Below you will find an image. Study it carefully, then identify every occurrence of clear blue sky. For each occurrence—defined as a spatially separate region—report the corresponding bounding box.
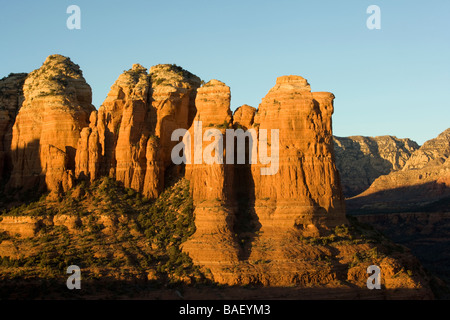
[1,0,449,145]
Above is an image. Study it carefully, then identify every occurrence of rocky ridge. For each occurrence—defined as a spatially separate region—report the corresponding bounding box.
[333,135,419,197]
[347,128,450,214]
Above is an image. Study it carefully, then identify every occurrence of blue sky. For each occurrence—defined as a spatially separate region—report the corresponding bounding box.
[1,0,449,145]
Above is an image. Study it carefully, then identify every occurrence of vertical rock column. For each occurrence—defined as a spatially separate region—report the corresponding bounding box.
[248,76,347,266]
[182,80,241,283]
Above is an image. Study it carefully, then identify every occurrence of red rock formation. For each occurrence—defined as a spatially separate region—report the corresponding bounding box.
[182,80,241,280]
[75,63,200,198]
[233,104,256,129]
[6,55,94,196]
[251,76,346,236]
[106,64,151,192]
[75,111,102,181]
[182,76,347,285]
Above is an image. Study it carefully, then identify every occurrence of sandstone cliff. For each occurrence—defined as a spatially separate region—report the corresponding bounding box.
[334,136,419,197]
[75,63,201,198]
[403,128,450,170]
[5,55,95,196]
[233,104,256,129]
[250,76,346,234]
[182,80,240,277]
[0,55,436,298]
[182,75,348,285]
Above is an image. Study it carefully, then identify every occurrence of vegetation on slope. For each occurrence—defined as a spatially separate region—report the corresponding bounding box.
[0,177,207,298]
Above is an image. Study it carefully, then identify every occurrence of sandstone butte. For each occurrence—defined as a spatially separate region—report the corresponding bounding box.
[0,54,436,295]
[3,55,95,196]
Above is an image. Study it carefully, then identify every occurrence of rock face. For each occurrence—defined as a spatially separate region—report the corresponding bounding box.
[75,63,201,198]
[182,80,240,277]
[0,73,27,182]
[182,76,347,285]
[403,129,450,170]
[1,58,201,200]
[347,129,450,213]
[250,76,346,234]
[241,76,346,285]
[0,56,438,297]
[334,136,419,197]
[1,56,351,287]
[5,55,95,196]
[232,104,256,129]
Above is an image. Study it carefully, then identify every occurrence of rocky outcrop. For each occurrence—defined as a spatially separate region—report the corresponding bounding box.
[97,63,152,192]
[242,76,346,284]
[1,59,201,200]
[182,80,240,278]
[402,129,450,170]
[233,104,256,129]
[0,56,437,296]
[0,216,45,238]
[251,76,346,235]
[347,129,450,213]
[0,73,27,182]
[5,55,95,196]
[334,136,419,197]
[75,111,102,182]
[75,63,201,198]
[182,75,347,285]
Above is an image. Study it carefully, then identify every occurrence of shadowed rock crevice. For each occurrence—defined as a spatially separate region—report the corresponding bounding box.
[231,133,260,261]
[0,73,27,183]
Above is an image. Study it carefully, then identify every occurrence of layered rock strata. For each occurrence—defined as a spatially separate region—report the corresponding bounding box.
[334,136,419,197]
[242,76,347,284]
[348,129,450,213]
[74,63,201,198]
[250,76,346,235]
[182,80,241,278]
[182,76,347,285]
[1,56,350,287]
